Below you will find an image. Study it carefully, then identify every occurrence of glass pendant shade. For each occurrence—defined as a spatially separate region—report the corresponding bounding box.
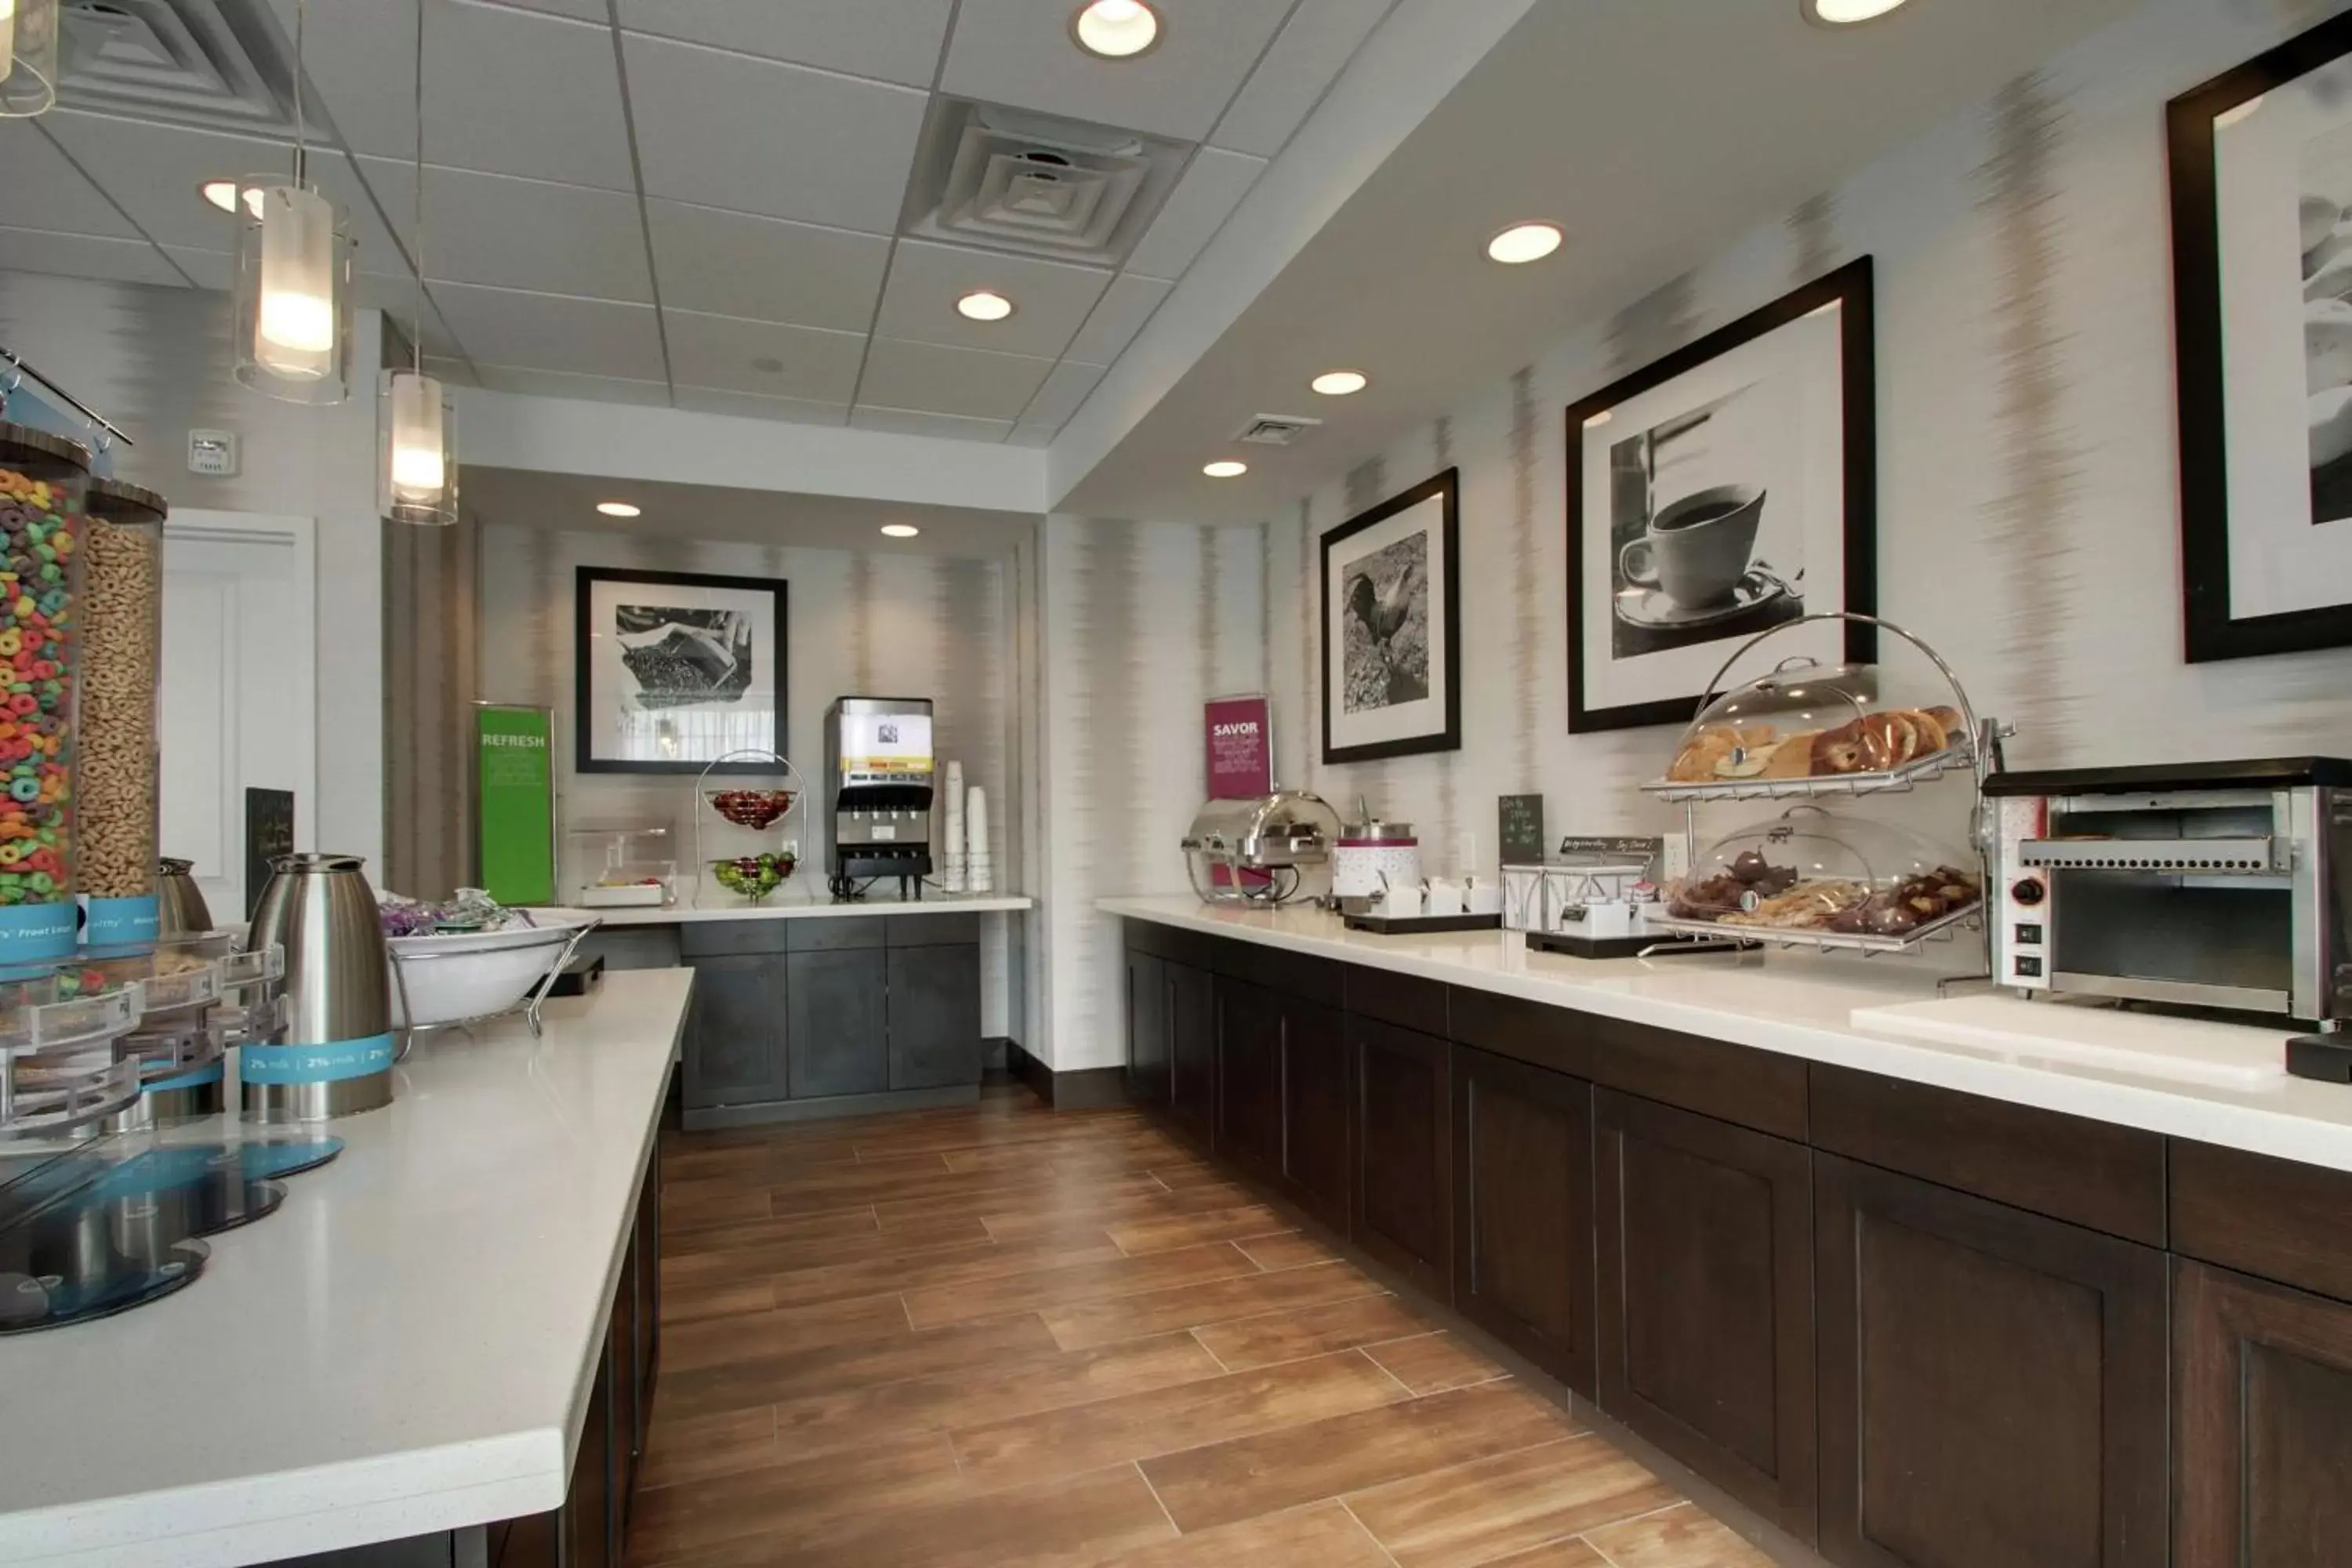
[232,179,354,405]
[0,0,60,118]
[379,368,458,526]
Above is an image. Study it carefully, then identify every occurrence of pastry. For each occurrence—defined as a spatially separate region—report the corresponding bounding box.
[1668,728,1737,782]
[1761,731,1821,779]
[1719,879,1870,929]
[1810,720,1871,775]
[1905,706,1949,755]
[1859,711,1915,768]
[1921,706,1964,745]
[1714,740,1780,779]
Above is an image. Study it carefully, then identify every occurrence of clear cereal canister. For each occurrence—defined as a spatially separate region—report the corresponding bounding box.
[81,477,165,946]
[0,423,86,964]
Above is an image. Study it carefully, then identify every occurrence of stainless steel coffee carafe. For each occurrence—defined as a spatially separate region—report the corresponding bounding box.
[243,853,394,1122]
[156,857,214,937]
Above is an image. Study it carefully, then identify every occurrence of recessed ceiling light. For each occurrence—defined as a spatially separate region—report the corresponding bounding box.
[1310,370,1368,397]
[1203,460,1248,478]
[880,523,920,539]
[1802,0,1912,24]
[1486,223,1564,265]
[596,502,641,518]
[201,179,264,217]
[1072,0,1160,59]
[956,289,1015,322]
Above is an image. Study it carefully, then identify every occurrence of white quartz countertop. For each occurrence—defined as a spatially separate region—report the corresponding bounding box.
[586,888,1030,926]
[0,967,693,1568]
[1101,895,2352,1175]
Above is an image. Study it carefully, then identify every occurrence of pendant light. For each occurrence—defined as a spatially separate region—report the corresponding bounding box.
[0,0,60,118]
[233,0,354,404]
[379,0,456,525]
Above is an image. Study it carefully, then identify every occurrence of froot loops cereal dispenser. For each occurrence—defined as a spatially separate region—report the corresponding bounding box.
[0,422,83,965]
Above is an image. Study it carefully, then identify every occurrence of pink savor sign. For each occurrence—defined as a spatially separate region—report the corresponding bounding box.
[1204,695,1272,800]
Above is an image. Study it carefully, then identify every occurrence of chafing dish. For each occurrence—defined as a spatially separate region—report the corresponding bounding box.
[1182,791,1341,906]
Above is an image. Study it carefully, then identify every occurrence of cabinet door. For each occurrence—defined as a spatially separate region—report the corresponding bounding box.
[2177,1259,2352,1567]
[1216,978,1284,1179]
[1814,1153,2167,1568]
[1352,1014,1451,1294]
[786,948,888,1098]
[1126,949,1170,1107]
[682,955,786,1109]
[1279,996,1352,1232]
[1167,961,1215,1146]
[1595,1090,1816,1541]
[887,942,981,1091]
[561,1338,615,1568]
[1450,1044,1596,1396]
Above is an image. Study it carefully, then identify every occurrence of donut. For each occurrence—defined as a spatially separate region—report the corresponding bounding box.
[1810,721,1870,775]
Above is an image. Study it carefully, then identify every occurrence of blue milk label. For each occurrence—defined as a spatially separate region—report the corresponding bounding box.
[240,1033,397,1085]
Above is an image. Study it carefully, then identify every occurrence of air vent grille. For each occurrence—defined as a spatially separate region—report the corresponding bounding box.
[1234,415,1322,446]
[58,0,296,137]
[902,100,1190,268]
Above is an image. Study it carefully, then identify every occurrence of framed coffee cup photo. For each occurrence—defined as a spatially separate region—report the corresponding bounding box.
[1566,257,1877,732]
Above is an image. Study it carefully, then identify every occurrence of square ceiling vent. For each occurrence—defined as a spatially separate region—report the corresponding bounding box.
[900,100,1190,269]
[57,0,297,137]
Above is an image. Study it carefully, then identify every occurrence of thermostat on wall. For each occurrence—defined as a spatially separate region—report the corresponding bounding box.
[187,429,239,477]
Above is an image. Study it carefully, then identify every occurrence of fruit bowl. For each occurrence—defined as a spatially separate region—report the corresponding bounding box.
[710,853,797,903]
[706,788,796,829]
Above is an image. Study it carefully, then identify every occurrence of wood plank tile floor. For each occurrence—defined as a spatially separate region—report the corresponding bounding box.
[630,1083,1772,1568]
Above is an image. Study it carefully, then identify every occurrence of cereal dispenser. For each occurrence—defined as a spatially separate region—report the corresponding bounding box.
[79,477,163,946]
[0,422,84,963]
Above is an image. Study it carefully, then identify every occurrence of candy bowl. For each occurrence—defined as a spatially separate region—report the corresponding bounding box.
[709,853,796,904]
[706,789,796,830]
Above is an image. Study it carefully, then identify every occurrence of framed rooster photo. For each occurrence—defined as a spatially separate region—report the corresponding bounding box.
[1321,467,1461,764]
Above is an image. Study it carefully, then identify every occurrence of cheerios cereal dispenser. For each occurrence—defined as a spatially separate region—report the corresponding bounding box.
[81,477,164,946]
[0,422,85,963]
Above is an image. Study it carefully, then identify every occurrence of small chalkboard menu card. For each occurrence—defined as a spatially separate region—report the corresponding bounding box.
[1497,794,1545,866]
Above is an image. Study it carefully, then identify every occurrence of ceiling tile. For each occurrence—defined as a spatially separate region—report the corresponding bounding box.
[623,35,930,232]
[1210,0,1391,156]
[1124,147,1264,280]
[475,365,673,405]
[39,111,405,272]
[284,0,635,191]
[358,159,652,302]
[1018,359,1108,431]
[873,240,1112,359]
[857,338,1053,422]
[663,309,867,402]
[4,123,139,238]
[427,281,663,379]
[421,354,481,389]
[359,273,468,358]
[940,0,1292,143]
[0,227,183,289]
[646,201,889,332]
[1067,273,1173,364]
[1005,422,1057,448]
[850,406,1014,442]
[158,246,234,291]
[673,387,849,426]
[615,0,954,87]
[483,0,608,20]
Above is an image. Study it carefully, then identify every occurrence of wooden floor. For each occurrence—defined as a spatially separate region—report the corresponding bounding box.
[629,1083,1773,1568]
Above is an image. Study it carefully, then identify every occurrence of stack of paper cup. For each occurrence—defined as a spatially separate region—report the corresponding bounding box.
[965,786,993,893]
[939,760,967,891]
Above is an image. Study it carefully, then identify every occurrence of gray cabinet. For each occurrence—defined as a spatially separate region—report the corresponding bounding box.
[787,949,888,1098]
[681,953,786,1109]
[889,941,981,1090]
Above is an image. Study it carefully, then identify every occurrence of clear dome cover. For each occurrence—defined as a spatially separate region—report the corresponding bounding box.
[1666,806,1982,937]
[1662,659,1969,786]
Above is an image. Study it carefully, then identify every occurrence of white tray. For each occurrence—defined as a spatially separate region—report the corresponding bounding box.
[1849,993,2292,1089]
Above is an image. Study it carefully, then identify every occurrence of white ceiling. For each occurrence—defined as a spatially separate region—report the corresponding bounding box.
[0,0,1396,446]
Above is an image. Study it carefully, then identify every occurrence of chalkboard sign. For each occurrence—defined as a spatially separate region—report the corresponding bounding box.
[245,787,294,921]
[1497,794,1545,865]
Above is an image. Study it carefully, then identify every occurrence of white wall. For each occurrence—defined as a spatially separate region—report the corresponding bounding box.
[1266,0,2352,869]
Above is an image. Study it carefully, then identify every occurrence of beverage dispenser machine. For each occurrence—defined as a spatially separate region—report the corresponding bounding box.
[825,697,935,900]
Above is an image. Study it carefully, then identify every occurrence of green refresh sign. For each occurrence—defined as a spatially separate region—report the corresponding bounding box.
[476,705,557,906]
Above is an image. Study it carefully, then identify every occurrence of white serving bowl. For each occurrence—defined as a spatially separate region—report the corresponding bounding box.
[387,909,598,1028]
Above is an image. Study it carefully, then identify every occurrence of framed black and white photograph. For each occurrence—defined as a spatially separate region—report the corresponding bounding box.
[1321,468,1460,764]
[2172,11,2352,662]
[575,567,786,773]
[1566,257,1876,733]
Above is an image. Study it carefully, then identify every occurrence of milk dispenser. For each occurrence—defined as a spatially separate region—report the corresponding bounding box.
[824,697,935,900]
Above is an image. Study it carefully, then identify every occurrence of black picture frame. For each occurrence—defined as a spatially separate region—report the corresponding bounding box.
[2170,11,2352,663]
[1320,467,1462,764]
[1565,256,1878,734]
[574,566,788,775]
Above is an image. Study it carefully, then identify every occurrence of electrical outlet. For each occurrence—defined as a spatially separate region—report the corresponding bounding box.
[187,429,239,477]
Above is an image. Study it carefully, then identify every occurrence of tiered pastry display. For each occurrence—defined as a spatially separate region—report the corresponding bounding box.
[1650,659,1975,801]
[1661,810,1983,945]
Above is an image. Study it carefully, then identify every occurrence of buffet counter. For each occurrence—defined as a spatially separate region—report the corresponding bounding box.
[1099,895,2352,1173]
[0,968,692,1568]
[590,887,1030,927]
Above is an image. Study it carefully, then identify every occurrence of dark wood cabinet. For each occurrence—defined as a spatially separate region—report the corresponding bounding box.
[1125,949,1170,1107]
[2176,1258,2352,1567]
[1352,1014,1450,1294]
[1167,960,1214,1146]
[1279,996,1352,1232]
[1450,1044,1596,1396]
[1595,1090,1815,1541]
[786,949,887,1098]
[888,941,982,1091]
[681,953,786,1109]
[1814,1152,2167,1568]
[1216,978,1286,1180]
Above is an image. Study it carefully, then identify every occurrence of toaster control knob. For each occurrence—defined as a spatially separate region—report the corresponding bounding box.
[2010,878,2045,907]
